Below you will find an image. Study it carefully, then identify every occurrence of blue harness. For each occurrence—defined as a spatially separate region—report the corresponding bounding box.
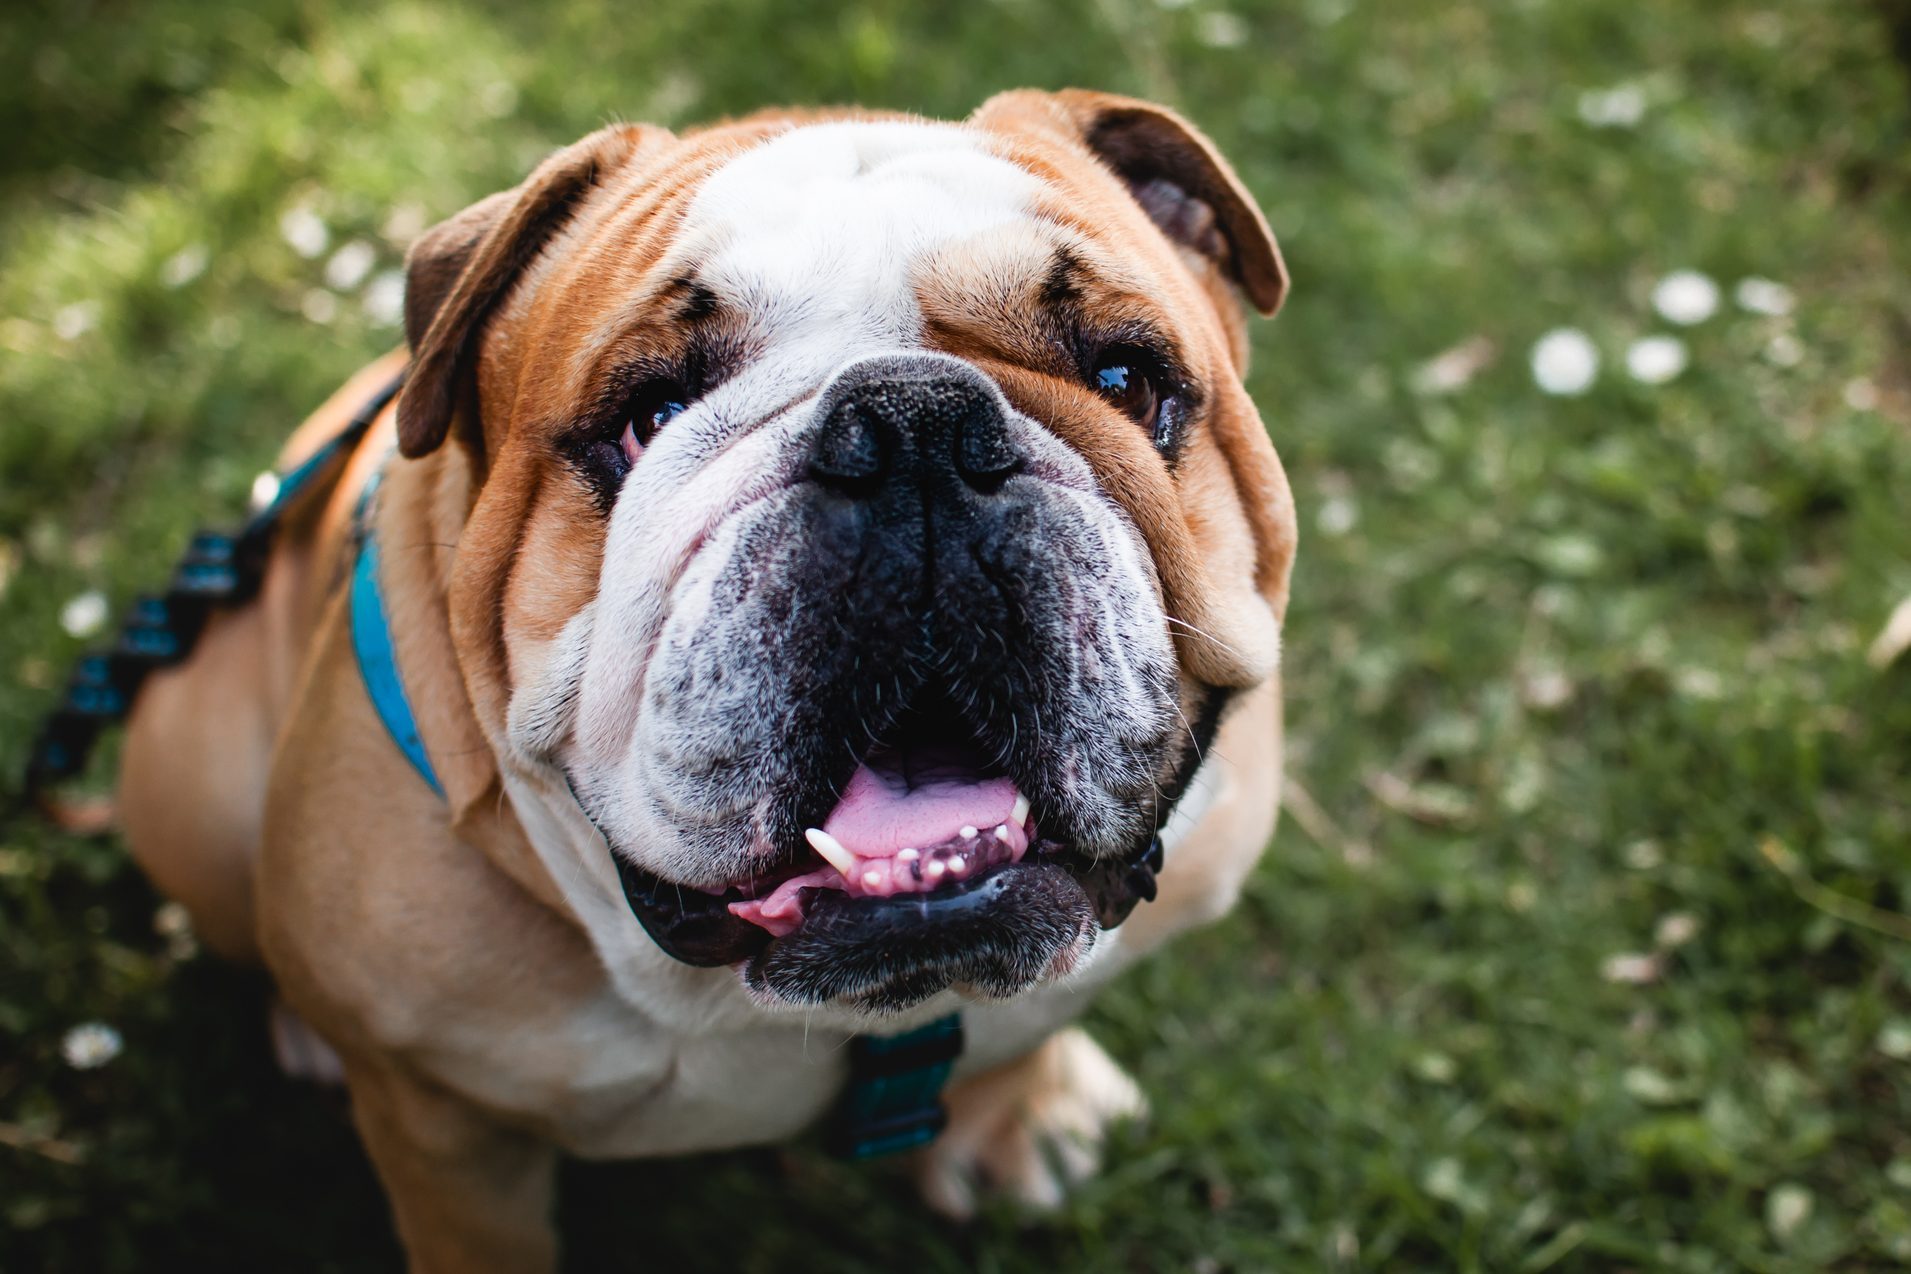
[26,368,961,1161]
[348,479,443,798]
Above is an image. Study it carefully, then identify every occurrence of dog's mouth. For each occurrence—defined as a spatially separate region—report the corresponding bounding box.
[609,694,1178,1012]
[730,733,1034,935]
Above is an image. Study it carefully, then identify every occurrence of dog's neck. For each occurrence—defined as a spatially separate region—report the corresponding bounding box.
[366,436,579,922]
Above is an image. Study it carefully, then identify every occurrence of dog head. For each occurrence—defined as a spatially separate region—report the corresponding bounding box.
[397,90,1295,1015]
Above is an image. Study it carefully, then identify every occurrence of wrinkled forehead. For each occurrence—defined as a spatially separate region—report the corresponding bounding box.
[677,120,1050,340]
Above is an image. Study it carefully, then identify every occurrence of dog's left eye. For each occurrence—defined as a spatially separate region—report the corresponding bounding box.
[1090,347,1164,438]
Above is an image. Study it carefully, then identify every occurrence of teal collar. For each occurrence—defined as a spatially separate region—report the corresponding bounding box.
[346,446,960,1160]
[349,508,443,798]
[828,1014,964,1159]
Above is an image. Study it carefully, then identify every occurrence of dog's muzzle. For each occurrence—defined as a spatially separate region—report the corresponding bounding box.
[596,353,1221,1011]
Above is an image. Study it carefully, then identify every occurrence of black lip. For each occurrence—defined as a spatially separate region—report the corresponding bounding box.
[610,850,770,968]
[743,859,1098,1013]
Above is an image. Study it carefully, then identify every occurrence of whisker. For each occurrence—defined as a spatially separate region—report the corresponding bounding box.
[1163,613,1247,663]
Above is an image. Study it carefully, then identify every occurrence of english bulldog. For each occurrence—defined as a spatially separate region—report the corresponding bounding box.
[116,89,1296,1272]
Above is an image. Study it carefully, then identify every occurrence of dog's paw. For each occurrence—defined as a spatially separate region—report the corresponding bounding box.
[915,1027,1146,1218]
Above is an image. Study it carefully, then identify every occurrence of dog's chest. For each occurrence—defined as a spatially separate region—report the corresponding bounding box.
[416,973,1096,1160]
[424,998,849,1158]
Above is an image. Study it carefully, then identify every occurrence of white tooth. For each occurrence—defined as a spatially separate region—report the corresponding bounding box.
[897,847,919,861]
[960,825,978,840]
[805,828,857,878]
[949,857,968,875]
[1012,794,1031,827]
[925,859,946,880]
[995,824,1010,842]
[862,869,883,888]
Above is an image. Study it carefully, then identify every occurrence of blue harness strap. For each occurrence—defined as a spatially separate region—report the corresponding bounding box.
[348,516,444,798]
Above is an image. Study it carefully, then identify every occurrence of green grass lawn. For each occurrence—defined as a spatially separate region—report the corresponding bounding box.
[4,1,1910,1269]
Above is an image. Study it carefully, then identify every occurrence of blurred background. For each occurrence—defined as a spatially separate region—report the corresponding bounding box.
[2,1,1909,1269]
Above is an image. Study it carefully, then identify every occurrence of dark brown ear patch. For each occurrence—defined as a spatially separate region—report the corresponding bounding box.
[1128,174,1229,268]
[973,89,1288,317]
[396,123,670,459]
[1078,100,1288,316]
[402,189,513,358]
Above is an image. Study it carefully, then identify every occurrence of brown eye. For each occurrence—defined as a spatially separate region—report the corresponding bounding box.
[1091,347,1162,434]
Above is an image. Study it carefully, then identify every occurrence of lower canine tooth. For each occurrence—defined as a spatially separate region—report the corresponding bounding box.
[804,828,857,878]
[1012,794,1031,827]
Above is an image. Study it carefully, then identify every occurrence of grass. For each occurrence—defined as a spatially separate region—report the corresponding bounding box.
[3,0,1910,1269]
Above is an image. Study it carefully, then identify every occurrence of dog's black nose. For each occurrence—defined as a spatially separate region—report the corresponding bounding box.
[809,357,1021,498]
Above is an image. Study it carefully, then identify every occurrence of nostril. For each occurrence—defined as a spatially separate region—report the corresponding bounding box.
[953,406,1020,492]
[810,402,887,493]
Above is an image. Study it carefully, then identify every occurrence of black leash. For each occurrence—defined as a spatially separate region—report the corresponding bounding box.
[22,372,406,810]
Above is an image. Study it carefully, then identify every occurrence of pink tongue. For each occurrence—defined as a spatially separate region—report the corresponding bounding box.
[822,761,1017,857]
[725,757,1029,938]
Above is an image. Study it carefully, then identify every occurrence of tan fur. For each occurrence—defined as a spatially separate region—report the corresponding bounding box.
[117,92,1294,1272]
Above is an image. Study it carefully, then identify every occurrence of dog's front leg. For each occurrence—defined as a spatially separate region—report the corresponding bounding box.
[914,1026,1146,1216]
[344,1058,559,1274]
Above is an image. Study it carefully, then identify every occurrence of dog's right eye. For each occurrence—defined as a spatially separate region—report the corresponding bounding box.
[622,380,691,459]
[569,378,692,504]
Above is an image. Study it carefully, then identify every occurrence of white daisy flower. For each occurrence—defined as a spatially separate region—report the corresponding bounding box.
[1531,328,1599,395]
[60,590,109,639]
[1652,270,1719,325]
[1625,335,1688,384]
[61,1021,123,1069]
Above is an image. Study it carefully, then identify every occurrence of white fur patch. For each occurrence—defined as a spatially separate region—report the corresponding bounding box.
[685,120,1040,350]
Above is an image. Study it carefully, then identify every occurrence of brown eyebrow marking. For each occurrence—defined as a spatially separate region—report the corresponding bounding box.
[1040,247,1084,309]
[663,273,722,323]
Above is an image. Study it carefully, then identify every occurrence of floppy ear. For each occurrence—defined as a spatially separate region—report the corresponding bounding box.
[974,89,1287,317]
[397,122,670,458]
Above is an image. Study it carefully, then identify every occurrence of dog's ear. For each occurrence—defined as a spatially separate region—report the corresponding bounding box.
[398,123,670,458]
[973,89,1287,317]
